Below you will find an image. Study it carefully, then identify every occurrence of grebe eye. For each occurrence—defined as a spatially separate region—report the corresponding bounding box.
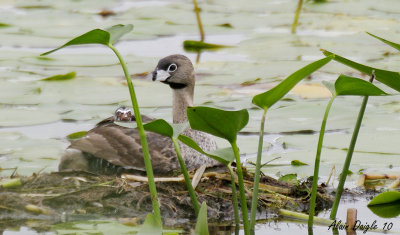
[167,63,177,72]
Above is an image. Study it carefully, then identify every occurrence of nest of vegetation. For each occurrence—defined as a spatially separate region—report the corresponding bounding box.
[0,168,332,231]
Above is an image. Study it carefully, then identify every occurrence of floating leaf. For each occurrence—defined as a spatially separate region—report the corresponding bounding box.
[335,75,387,96]
[187,106,248,143]
[183,40,229,52]
[322,50,400,92]
[0,109,60,127]
[216,23,233,28]
[0,23,11,28]
[41,24,133,56]
[41,72,76,81]
[368,191,400,206]
[291,160,308,166]
[367,32,400,51]
[66,131,87,140]
[194,202,209,235]
[252,56,333,110]
[137,213,162,235]
[178,135,234,165]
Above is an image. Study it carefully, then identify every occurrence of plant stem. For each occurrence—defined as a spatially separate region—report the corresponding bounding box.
[291,0,303,34]
[231,141,250,235]
[249,109,267,231]
[108,44,162,225]
[308,97,335,228]
[227,163,240,229]
[329,74,375,220]
[192,0,205,42]
[172,138,200,214]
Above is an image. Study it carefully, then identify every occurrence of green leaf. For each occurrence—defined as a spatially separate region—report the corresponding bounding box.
[143,119,173,137]
[194,202,209,235]
[368,202,400,218]
[41,24,133,56]
[335,75,387,96]
[291,160,308,166]
[322,50,400,92]
[137,213,162,235]
[66,131,87,140]
[252,56,333,110]
[368,191,400,206]
[183,40,230,52]
[41,72,76,81]
[187,106,249,143]
[106,24,134,45]
[278,173,298,184]
[143,119,189,138]
[178,135,234,165]
[367,32,400,51]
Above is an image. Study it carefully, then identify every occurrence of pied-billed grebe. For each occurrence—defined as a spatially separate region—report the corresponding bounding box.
[59,54,220,175]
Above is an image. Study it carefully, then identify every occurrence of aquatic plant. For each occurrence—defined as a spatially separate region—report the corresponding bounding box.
[41,24,163,225]
[307,74,387,227]
[321,33,400,220]
[250,56,333,231]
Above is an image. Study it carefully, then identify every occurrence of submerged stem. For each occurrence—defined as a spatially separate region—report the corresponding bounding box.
[172,138,200,214]
[108,44,162,225]
[250,109,267,231]
[227,163,240,229]
[329,74,375,220]
[231,142,250,235]
[308,97,335,228]
[291,0,303,34]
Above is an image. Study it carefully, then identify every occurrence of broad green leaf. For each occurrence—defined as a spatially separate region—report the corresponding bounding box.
[252,56,333,110]
[368,202,400,218]
[41,72,76,81]
[187,106,248,143]
[41,29,110,56]
[143,119,173,137]
[322,50,400,92]
[137,213,162,235]
[143,119,189,138]
[291,160,308,166]
[178,135,234,165]
[66,131,87,140]
[367,32,400,51]
[368,191,400,206]
[194,202,209,235]
[183,40,229,52]
[106,24,134,45]
[41,24,133,56]
[335,75,387,96]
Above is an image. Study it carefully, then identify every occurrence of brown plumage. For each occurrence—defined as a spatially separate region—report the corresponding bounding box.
[59,55,220,175]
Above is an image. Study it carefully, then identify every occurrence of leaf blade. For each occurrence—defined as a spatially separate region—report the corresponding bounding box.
[322,50,400,92]
[41,71,76,81]
[41,29,110,56]
[194,202,209,235]
[367,32,400,51]
[335,75,388,96]
[187,106,248,143]
[252,56,333,110]
[178,135,234,164]
[368,191,400,206]
[106,24,133,45]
